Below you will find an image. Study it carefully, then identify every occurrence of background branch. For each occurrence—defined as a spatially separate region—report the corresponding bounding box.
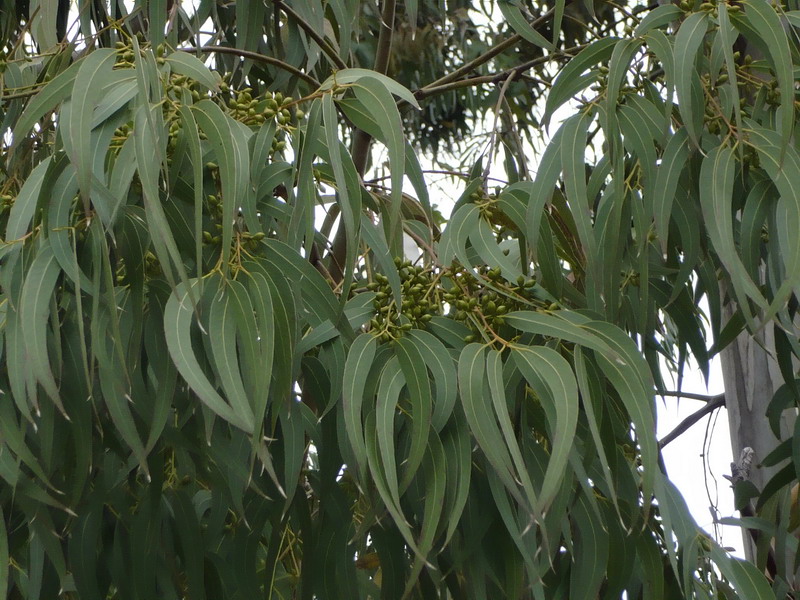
[659,394,726,449]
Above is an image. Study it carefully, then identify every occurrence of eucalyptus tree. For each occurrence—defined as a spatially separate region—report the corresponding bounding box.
[1,0,798,598]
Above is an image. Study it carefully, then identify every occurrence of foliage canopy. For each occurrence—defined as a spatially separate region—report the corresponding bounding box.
[1,0,800,598]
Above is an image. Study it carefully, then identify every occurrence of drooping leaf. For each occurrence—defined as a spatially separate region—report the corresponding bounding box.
[674,13,708,147]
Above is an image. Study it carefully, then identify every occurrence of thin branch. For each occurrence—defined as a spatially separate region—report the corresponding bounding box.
[483,69,519,185]
[189,46,320,87]
[659,390,722,402]
[414,43,587,102]
[270,0,348,71]
[419,7,555,92]
[658,394,726,449]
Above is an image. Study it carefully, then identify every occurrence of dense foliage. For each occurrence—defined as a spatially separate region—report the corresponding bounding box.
[2,0,800,598]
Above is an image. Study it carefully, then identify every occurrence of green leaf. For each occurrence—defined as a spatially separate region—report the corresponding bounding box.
[499,1,554,51]
[486,349,539,512]
[710,545,774,598]
[177,101,205,274]
[0,506,7,600]
[209,286,256,433]
[561,110,595,262]
[353,80,405,248]
[512,345,579,514]
[66,49,116,215]
[569,492,608,600]
[699,145,766,325]
[470,217,523,281]
[164,280,251,431]
[458,344,527,508]
[68,499,104,600]
[364,410,422,558]
[21,239,67,417]
[407,329,457,431]
[506,311,658,508]
[739,0,794,156]
[133,103,191,293]
[673,12,709,147]
[747,123,800,323]
[375,356,405,514]
[323,93,361,301]
[318,68,420,108]
[574,347,617,510]
[5,157,51,242]
[192,99,251,277]
[544,38,618,125]
[168,52,221,91]
[11,60,77,145]
[343,334,378,484]
[404,429,447,597]
[716,5,743,148]
[441,416,472,545]
[395,336,433,490]
[170,490,207,600]
[634,4,683,35]
[652,128,689,250]
[644,30,676,135]
[29,0,59,50]
[438,203,481,269]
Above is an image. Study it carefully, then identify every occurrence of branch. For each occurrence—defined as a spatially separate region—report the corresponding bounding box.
[188,46,321,87]
[271,0,348,71]
[414,43,586,102]
[418,7,555,92]
[658,390,722,402]
[658,394,726,449]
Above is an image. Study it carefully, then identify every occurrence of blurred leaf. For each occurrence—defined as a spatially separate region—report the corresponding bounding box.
[498,1,554,51]
[569,493,608,600]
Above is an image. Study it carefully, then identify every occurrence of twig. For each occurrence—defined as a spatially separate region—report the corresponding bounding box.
[189,46,320,87]
[482,69,520,185]
[414,43,587,102]
[658,394,726,449]
[418,7,555,92]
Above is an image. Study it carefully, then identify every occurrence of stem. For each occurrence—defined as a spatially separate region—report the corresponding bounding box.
[658,394,726,449]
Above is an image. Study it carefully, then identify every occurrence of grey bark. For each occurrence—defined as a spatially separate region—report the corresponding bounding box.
[719,288,796,569]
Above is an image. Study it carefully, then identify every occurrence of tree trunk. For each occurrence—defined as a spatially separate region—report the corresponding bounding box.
[719,290,796,566]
